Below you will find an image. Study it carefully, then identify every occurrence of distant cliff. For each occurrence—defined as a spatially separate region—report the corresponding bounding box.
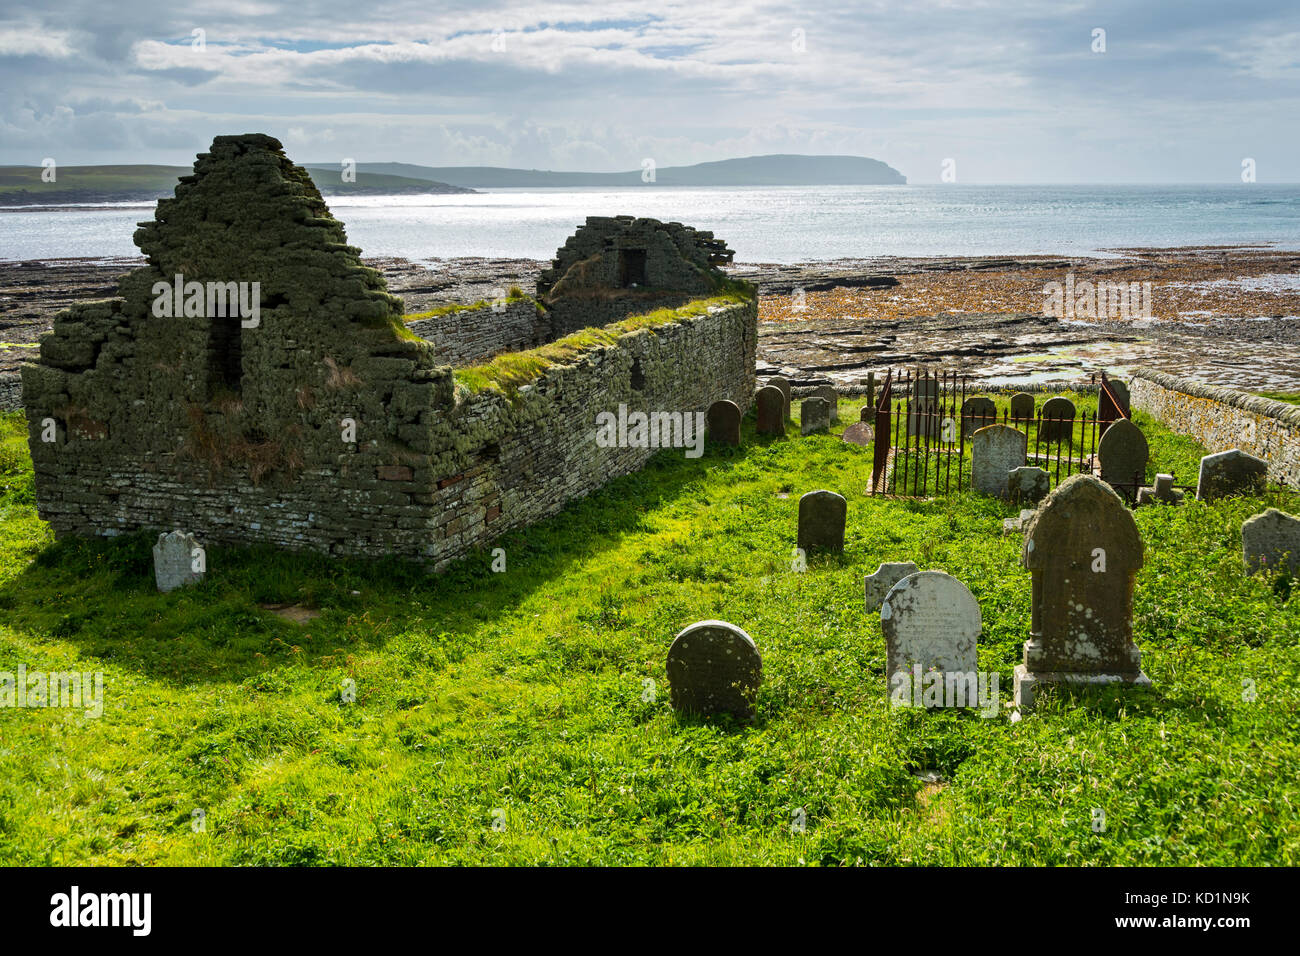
[339,154,908,188]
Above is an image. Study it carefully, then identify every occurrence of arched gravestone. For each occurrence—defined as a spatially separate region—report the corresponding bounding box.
[1097,418,1149,488]
[755,386,786,436]
[1197,448,1267,501]
[841,422,872,446]
[1242,508,1300,575]
[1014,474,1149,711]
[797,489,847,553]
[768,376,793,419]
[908,375,940,438]
[960,396,997,439]
[813,385,839,423]
[882,571,981,708]
[1039,396,1076,442]
[971,424,1026,498]
[706,400,741,446]
[800,397,831,435]
[153,530,205,592]
[1009,392,1035,422]
[666,620,762,719]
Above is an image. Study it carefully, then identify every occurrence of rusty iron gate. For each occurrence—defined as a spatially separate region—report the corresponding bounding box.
[868,368,1144,500]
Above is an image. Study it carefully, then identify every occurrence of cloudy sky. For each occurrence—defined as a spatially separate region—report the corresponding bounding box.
[1,0,1298,182]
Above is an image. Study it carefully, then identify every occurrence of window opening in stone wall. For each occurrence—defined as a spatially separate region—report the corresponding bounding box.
[618,248,648,288]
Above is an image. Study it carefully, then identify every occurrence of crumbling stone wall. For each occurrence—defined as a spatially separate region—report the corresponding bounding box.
[1130,368,1300,486]
[406,297,549,367]
[21,135,758,567]
[537,215,737,337]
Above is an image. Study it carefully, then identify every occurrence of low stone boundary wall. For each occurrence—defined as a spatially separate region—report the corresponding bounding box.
[1129,368,1300,487]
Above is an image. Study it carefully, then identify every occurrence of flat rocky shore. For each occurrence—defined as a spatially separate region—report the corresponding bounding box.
[3,246,1298,409]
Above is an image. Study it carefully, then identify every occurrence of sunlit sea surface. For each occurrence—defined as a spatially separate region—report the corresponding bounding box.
[4,184,1299,264]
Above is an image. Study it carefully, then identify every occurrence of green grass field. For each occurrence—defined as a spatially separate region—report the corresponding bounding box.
[1,401,1297,866]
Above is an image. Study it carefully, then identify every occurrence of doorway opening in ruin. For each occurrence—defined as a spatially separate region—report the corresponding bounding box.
[208,315,243,398]
[618,248,648,288]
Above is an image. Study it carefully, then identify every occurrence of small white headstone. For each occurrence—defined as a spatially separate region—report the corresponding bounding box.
[882,571,981,708]
[153,530,205,592]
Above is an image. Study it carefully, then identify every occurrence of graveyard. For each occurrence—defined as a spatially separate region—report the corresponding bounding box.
[1,385,1297,865]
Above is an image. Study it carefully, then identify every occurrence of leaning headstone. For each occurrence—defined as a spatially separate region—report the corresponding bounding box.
[1007,466,1050,504]
[153,530,205,592]
[755,386,786,437]
[907,376,940,438]
[801,397,831,435]
[1009,392,1035,422]
[864,560,919,611]
[797,489,847,553]
[666,620,762,719]
[960,396,997,439]
[971,424,1027,498]
[882,571,981,708]
[1107,378,1131,411]
[1097,418,1149,488]
[1137,473,1184,506]
[1196,448,1267,502]
[768,376,792,419]
[813,385,839,423]
[841,422,872,446]
[706,399,741,446]
[1242,508,1300,576]
[1014,474,1149,711]
[1039,396,1076,442]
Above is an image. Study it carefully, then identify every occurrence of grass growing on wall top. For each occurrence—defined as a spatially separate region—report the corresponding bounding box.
[403,287,532,324]
[453,292,752,397]
[1,404,1298,865]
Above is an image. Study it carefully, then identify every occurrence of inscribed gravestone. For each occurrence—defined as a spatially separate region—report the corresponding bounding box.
[1015,474,1148,711]
[864,560,919,611]
[1196,448,1267,502]
[706,399,741,446]
[813,385,839,423]
[801,397,830,435]
[1097,418,1148,488]
[961,396,997,439]
[1007,466,1050,504]
[154,530,204,592]
[882,571,981,707]
[666,620,762,719]
[971,424,1027,498]
[1010,392,1035,422]
[1039,396,1076,442]
[1242,508,1300,575]
[797,489,846,553]
[755,386,786,436]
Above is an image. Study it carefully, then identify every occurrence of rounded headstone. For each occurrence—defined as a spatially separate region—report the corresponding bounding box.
[971,424,1027,498]
[800,396,831,435]
[706,399,742,447]
[755,386,786,436]
[1097,418,1149,488]
[960,396,997,439]
[841,422,872,446]
[1009,392,1035,422]
[768,376,793,418]
[1039,396,1076,442]
[813,385,839,423]
[666,620,762,719]
[881,571,981,696]
[797,489,847,553]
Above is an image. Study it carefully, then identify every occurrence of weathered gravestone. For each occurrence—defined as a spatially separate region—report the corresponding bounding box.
[1039,396,1076,442]
[841,422,872,446]
[797,489,847,553]
[864,560,919,611]
[813,385,839,423]
[1097,418,1148,488]
[882,571,982,708]
[768,376,793,419]
[865,371,876,410]
[961,396,997,439]
[706,399,741,446]
[666,620,762,719]
[755,386,786,437]
[801,397,831,435]
[1003,508,1038,535]
[1014,474,1149,711]
[908,376,940,438]
[1009,392,1035,422]
[971,424,1027,498]
[153,530,205,592]
[860,404,875,423]
[1137,473,1184,506]
[1197,448,1267,502]
[1008,466,1050,504]
[1242,508,1300,576]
